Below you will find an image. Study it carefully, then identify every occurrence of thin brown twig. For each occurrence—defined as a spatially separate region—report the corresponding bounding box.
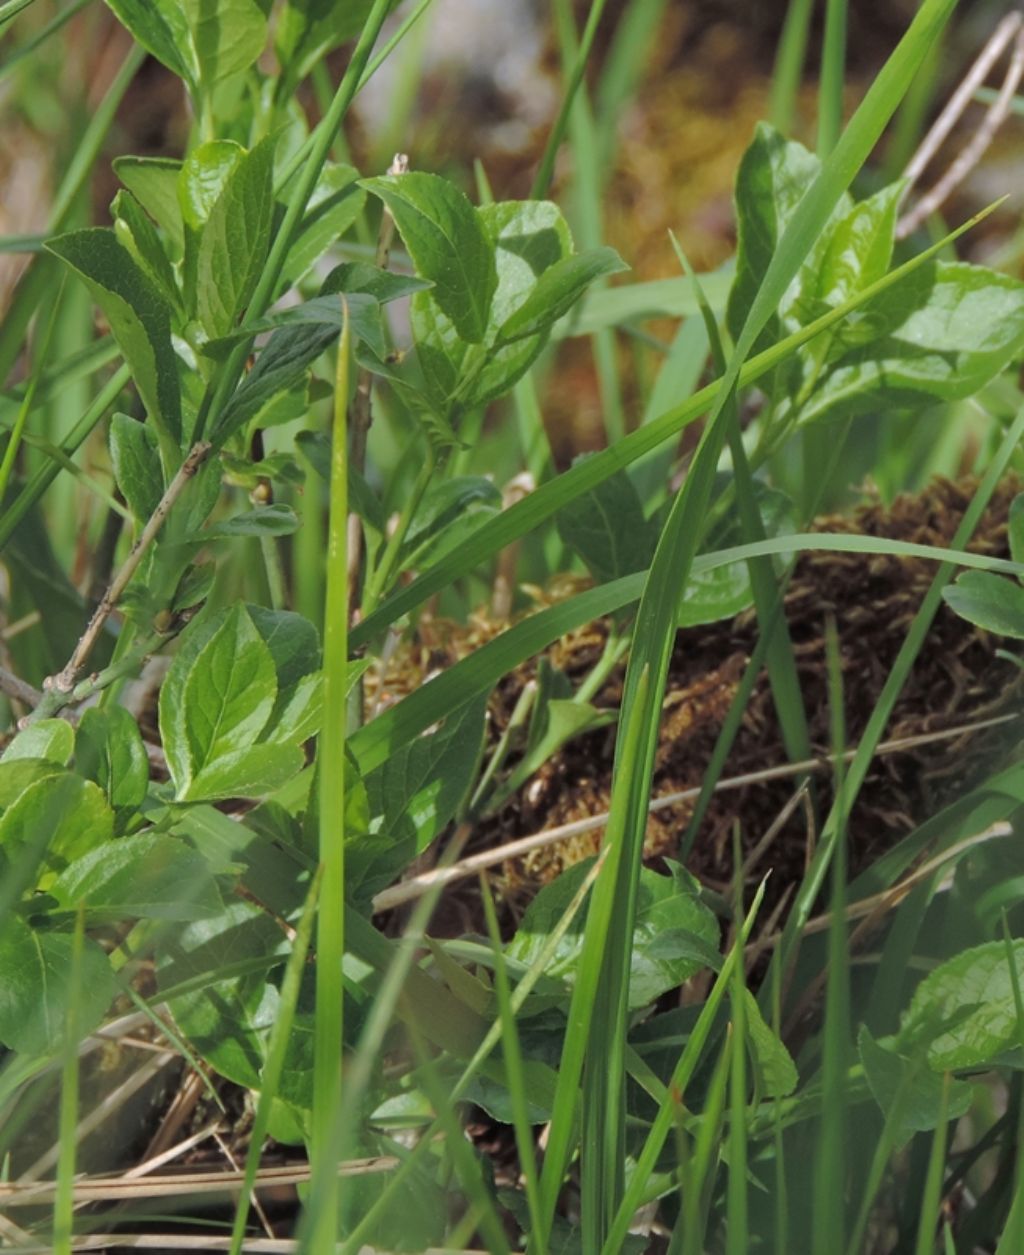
[371,710,1019,912]
[0,663,43,708]
[897,13,1024,238]
[900,12,1022,195]
[47,441,212,696]
[212,1127,276,1242]
[0,1155,399,1207]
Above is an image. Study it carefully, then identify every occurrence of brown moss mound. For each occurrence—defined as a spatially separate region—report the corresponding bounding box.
[380,476,1023,917]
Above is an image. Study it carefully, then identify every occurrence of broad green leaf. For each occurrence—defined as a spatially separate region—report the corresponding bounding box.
[858,1025,971,1148]
[362,172,497,343]
[556,461,656,584]
[266,671,323,745]
[400,476,503,569]
[160,604,278,798]
[108,0,268,97]
[942,570,1024,640]
[498,246,627,343]
[159,609,231,791]
[46,228,182,443]
[183,0,267,89]
[103,0,192,86]
[173,562,217,612]
[245,606,320,688]
[897,939,1024,1070]
[197,138,275,338]
[159,894,319,1110]
[281,165,366,288]
[403,501,502,570]
[113,155,184,252]
[408,289,469,422]
[406,199,575,421]
[113,189,180,311]
[109,412,164,523]
[742,989,798,1098]
[181,741,304,802]
[798,261,1024,424]
[0,759,63,810]
[204,292,386,360]
[1,719,74,766]
[320,261,430,305]
[0,771,114,871]
[809,181,902,310]
[52,833,222,920]
[75,705,149,815]
[0,915,115,1056]
[508,859,719,1009]
[725,122,840,355]
[158,897,291,1089]
[182,605,277,776]
[197,504,300,541]
[215,320,335,439]
[352,695,487,902]
[179,140,244,311]
[180,141,244,233]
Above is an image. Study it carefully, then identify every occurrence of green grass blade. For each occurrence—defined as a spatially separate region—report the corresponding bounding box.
[480,876,545,1245]
[229,871,321,1255]
[532,0,610,199]
[913,1074,952,1255]
[994,915,1024,1255]
[818,0,849,156]
[310,303,351,1246]
[681,1035,731,1255]
[601,882,768,1255]
[537,666,652,1252]
[0,0,38,31]
[52,906,85,1255]
[813,619,850,1252]
[726,868,749,1255]
[552,3,954,1238]
[771,0,815,135]
[553,0,625,445]
[340,856,605,1254]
